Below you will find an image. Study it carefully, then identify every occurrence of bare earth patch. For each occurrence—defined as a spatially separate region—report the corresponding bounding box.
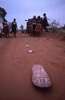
[0,32,65,100]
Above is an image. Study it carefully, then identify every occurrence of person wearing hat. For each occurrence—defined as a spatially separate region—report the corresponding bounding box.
[12,18,17,37]
[42,13,49,32]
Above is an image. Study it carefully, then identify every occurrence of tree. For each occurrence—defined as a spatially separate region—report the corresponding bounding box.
[0,7,7,18]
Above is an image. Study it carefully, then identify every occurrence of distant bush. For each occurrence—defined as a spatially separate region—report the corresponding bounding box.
[49,19,60,33]
[0,7,7,18]
[62,24,65,30]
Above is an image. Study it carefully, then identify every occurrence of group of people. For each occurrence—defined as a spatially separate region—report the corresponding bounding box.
[2,18,17,38]
[2,13,49,38]
[26,13,49,36]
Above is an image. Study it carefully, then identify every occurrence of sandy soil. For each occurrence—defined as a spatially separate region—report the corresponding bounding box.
[0,32,65,100]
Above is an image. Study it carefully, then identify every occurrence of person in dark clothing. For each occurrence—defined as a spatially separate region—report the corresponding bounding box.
[42,13,49,32]
[12,18,17,37]
[3,19,9,38]
[32,16,37,36]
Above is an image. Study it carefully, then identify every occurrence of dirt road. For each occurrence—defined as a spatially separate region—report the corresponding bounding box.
[0,32,65,100]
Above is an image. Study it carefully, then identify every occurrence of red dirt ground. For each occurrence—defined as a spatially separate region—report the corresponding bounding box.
[0,32,65,100]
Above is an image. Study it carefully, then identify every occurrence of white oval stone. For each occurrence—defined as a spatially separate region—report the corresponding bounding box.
[32,64,52,88]
[28,50,33,53]
[26,45,29,47]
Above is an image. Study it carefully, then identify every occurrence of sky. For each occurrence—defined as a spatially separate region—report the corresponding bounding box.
[0,0,65,29]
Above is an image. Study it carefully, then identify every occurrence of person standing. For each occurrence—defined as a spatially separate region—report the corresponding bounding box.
[42,13,49,32]
[35,16,42,36]
[12,18,17,37]
[3,19,9,38]
[32,16,37,36]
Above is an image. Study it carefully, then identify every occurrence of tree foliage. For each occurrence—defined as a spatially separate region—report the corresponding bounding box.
[0,7,7,18]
